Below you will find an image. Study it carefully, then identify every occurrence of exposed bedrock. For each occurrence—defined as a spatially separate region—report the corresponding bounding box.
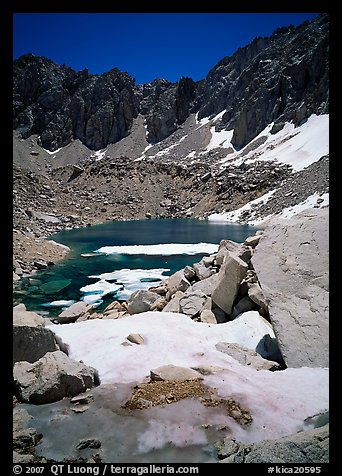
[252,207,329,368]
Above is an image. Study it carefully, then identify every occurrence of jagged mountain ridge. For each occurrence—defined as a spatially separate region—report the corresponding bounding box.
[13,14,328,152]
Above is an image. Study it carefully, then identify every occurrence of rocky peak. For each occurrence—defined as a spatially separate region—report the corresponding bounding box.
[197,13,328,148]
[13,14,328,153]
[143,76,198,143]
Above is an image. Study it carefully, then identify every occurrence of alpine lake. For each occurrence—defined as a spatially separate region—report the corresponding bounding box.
[13,218,259,318]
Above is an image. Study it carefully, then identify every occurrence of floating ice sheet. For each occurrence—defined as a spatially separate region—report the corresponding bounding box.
[96,243,218,255]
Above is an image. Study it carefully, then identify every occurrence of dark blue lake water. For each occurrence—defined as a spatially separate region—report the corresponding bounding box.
[14,219,258,317]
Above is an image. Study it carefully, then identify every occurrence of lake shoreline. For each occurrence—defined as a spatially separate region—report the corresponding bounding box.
[13,207,329,464]
[13,218,259,315]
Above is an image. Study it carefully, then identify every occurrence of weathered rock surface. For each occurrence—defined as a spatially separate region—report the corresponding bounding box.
[187,273,219,297]
[199,309,217,324]
[13,350,98,404]
[215,342,281,371]
[13,451,36,463]
[162,290,184,313]
[215,240,242,266]
[231,295,257,319]
[127,289,161,314]
[247,283,268,311]
[219,424,329,463]
[198,14,328,149]
[252,207,329,368]
[179,290,209,318]
[12,405,41,461]
[165,270,190,297]
[150,364,202,382]
[13,307,60,363]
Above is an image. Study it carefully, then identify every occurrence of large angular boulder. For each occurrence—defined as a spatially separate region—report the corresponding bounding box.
[179,290,209,318]
[215,342,280,371]
[165,270,190,297]
[13,307,60,364]
[57,301,92,324]
[215,240,242,266]
[247,283,268,311]
[193,261,215,280]
[13,350,98,404]
[127,289,161,314]
[212,252,248,315]
[162,290,184,313]
[187,273,219,296]
[252,208,329,368]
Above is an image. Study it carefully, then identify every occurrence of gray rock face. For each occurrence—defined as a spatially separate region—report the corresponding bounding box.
[13,308,60,363]
[219,424,329,463]
[248,283,268,311]
[126,333,144,345]
[252,208,329,368]
[193,261,215,280]
[13,350,98,404]
[231,295,256,319]
[13,451,35,463]
[13,15,328,151]
[137,77,197,144]
[13,56,140,151]
[197,14,329,149]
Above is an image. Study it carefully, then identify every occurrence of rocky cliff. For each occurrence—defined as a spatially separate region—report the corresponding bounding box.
[13,14,328,152]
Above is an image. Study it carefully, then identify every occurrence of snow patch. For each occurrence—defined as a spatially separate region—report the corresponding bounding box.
[80,279,123,295]
[205,128,234,152]
[246,114,329,171]
[212,110,227,122]
[221,114,329,172]
[185,151,196,159]
[195,112,210,127]
[92,149,107,161]
[43,147,63,155]
[96,243,219,256]
[278,193,329,219]
[48,311,328,445]
[89,268,170,282]
[208,190,276,225]
[48,311,276,385]
[81,295,104,307]
[208,190,329,226]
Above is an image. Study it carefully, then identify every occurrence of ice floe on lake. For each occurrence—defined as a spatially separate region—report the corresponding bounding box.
[96,243,219,256]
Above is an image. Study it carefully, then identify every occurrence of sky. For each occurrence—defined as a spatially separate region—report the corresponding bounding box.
[13,13,320,84]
